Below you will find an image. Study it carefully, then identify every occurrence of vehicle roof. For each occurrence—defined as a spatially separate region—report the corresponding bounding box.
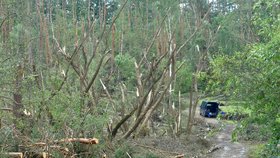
[202,101,219,104]
[207,102,219,104]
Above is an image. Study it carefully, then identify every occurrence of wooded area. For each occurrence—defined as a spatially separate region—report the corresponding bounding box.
[0,0,279,157]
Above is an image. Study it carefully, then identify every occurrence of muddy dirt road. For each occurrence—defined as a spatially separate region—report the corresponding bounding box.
[207,123,248,158]
[196,109,248,158]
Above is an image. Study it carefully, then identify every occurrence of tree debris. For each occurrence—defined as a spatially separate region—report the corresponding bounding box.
[207,145,223,153]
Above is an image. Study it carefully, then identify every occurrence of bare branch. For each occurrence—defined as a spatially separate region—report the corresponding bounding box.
[0,108,13,111]
[100,79,115,110]
[85,50,111,93]
[86,0,129,73]
[176,5,212,55]
[0,14,10,29]
[111,106,137,138]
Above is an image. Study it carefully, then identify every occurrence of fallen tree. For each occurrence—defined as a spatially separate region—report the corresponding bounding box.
[15,138,99,157]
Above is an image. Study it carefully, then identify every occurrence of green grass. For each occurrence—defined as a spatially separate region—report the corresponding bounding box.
[247,144,266,158]
[219,105,251,115]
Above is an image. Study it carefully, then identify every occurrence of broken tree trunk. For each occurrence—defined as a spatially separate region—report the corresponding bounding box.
[3,152,23,158]
[13,65,24,119]
[33,138,99,146]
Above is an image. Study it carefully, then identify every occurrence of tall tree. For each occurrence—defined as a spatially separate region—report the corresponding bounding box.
[208,0,279,156]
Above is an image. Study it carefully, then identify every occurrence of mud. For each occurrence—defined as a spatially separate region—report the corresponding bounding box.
[196,107,248,158]
[206,124,248,158]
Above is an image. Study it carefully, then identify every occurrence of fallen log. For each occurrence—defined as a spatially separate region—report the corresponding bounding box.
[2,152,23,158]
[34,138,99,146]
[31,138,98,156]
[175,154,185,158]
[6,152,50,158]
[56,138,99,144]
[0,108,13,111]
[11,138,98,157]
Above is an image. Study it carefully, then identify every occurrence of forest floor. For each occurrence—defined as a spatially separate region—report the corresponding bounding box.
[206,123,248,158]
[123,107,250,158]
[196,107,249,158]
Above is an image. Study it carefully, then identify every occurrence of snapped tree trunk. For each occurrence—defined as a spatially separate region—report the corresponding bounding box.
[13,65,24,119]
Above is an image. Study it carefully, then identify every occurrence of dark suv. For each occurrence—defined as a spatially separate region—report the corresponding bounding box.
[200,101,220,117]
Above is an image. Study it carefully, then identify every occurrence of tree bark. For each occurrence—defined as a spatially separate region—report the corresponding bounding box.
[13,65,24,119]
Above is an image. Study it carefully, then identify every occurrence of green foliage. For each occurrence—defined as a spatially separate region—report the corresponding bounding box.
[253,0,280,41]
[114,144,134,158]
[248,142,280,158]
[135,153,160,158]
[209,0,254,54]
[208,0,280,156]
[219,102,251,114]
[248,144,264,158]
[175,63,192,93]
[115,53,136,88]
[114,144,160,158]
[1,0,279,156]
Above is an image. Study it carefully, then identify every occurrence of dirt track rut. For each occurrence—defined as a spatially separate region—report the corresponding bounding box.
[195,107,248,158]
[207,124,248,158]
